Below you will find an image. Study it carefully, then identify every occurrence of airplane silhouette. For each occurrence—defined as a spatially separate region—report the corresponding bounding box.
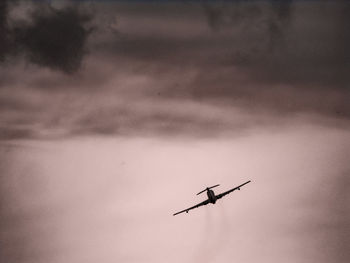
[173,180,251,216]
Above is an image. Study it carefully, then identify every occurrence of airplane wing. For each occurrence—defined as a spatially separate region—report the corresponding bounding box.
[215,180,251,200]
[173,199,210,216]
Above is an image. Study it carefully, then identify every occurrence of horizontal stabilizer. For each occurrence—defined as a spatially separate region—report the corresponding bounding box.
[197,184,220,195]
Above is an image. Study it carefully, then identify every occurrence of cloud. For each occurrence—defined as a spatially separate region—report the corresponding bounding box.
[202,1,349,87]
[0,1,92,73]
[14,6,92,73]
[0,0,12,61]
[93,1,348,88]
[0,126,35,140]
[0,1,349,141]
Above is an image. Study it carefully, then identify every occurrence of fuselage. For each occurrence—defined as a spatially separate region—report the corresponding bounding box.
[207,189,217,204]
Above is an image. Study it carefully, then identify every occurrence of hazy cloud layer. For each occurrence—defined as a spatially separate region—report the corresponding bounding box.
[1,127,349,263]
[0,1,349,140]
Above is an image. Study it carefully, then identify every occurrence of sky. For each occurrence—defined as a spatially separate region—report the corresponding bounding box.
[0,1,349,263]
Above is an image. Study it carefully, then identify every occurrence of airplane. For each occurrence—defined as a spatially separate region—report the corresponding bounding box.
[173,180,251,216]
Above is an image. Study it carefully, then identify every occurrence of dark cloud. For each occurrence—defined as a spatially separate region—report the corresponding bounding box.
[0,127,35,140]
[0,0,11,61]
[0,1,349,141]
[119,1,348,119]
[203,1,264,31]
[267,0,292,52]
[0,1,92,73]
[91,1,349,90]
[14,7,92,73]
[0,96,40,112]
[0,0,6,60]
[202,1,349,88]
[184,67,350,119]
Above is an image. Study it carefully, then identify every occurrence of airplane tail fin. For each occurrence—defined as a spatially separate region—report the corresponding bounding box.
[197,184,220,195]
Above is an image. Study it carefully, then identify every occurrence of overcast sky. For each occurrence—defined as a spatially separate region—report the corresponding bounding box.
[0,1,349,263]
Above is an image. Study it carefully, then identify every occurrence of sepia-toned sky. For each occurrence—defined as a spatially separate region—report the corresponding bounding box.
[0,1,349,263]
